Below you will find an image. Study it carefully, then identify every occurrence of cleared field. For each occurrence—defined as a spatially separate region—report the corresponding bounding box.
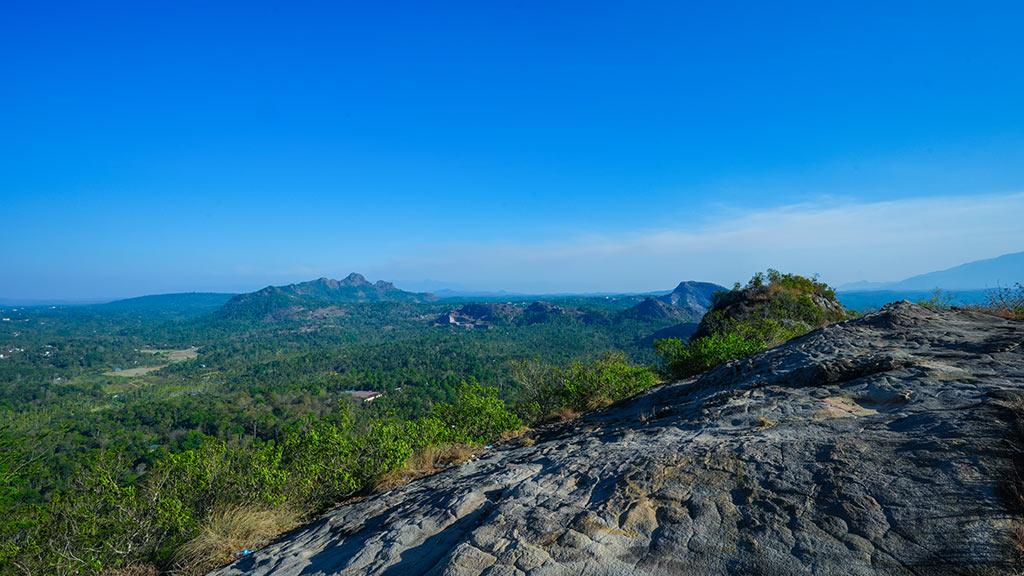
[104,347,198,377]
[105,365,165,377]
[140,347,199,361]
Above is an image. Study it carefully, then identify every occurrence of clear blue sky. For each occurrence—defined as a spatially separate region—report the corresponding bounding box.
[3,1,1023,299]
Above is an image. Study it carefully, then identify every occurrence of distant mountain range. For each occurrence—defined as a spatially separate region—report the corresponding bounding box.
[6,277,730,324]
[841,250,1023,291]
[216,274,435,320]
[92,292,236,318]
[836,289,993,312]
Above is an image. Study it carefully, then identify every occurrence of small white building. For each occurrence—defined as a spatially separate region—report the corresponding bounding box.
[347,390,385,402]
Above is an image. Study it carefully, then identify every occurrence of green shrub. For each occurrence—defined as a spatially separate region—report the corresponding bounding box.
[355,420,415,481]
[433,382,522,443]
[558,352,660,412]
[38,452,156,574]
[280,418,357,508]
[655,332,764,379]
[404,416,451,450]
[512,352,660,421]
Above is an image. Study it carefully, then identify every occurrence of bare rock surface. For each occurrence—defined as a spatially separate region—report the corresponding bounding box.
[211,303,1024,576]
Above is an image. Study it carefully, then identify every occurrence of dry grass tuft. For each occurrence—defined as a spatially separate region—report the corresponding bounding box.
[373,443,483,493]
[411,443,481,472]
[965,303,1024,321]
[551,408,581,423]
[498,428,527,442]
[976,307,1024,321]
[174,505,298,576]
[516,434,537,447]
[102,565,160,576]
[966,283,1024,321]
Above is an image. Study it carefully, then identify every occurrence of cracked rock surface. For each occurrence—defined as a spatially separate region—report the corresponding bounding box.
[211,303,1024,576]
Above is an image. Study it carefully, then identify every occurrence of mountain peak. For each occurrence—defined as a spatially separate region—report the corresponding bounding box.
[341,273,369,286]
[620,280,726,322]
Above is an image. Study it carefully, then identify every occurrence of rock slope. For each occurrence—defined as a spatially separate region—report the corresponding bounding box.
[212,303,1024,575]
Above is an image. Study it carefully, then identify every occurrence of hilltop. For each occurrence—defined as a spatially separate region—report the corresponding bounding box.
[216,274,435,320]
[621,281,726,322]
[211,303,1024,575]
[660,280,726,312]
[691,270,847,341]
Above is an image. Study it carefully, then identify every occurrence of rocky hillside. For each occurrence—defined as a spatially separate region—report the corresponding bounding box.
[217,274,434,320]
[211,303,1024,575]
[622,281,726,322]
[660,280,726,313]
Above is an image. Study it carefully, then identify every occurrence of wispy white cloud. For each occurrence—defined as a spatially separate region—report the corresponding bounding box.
[376,192,1024,292]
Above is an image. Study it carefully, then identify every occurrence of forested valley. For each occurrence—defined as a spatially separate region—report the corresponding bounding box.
[0,286,693,574]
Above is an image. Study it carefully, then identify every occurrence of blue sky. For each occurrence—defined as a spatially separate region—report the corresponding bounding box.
[2,1,1023,299]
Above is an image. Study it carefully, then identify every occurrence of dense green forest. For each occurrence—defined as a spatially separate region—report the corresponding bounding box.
[0,290,689,575]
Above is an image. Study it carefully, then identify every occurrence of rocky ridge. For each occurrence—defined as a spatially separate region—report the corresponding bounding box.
[212,303,1024,575]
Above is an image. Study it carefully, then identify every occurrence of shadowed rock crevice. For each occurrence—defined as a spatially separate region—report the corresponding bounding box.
[211,303,1024,576]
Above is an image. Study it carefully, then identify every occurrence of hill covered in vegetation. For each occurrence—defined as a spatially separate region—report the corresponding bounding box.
[656,270,850,379]
[658,280,725,313]
[92,292,237,318]
[216,274,435,320]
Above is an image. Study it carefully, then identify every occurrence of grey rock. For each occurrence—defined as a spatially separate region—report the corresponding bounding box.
[211,303,1024,576]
